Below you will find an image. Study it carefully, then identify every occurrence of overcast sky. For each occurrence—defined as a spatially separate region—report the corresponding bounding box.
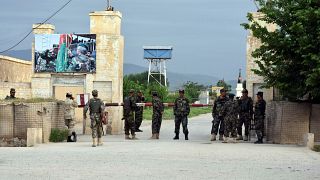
[0,0,256,80]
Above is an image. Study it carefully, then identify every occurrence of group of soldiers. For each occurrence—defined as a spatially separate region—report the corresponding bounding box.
[122,89,190,141]
[4,87,266,147]
[211,88,266,144]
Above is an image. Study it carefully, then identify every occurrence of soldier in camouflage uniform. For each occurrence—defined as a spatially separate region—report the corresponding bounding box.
[150,91,164,139]
[254,92,266,144]
[221,93,239,143]
[84,90,105,147]
[123,89,138,140]
[64,92,78,142]
[211,89,229,141]
[173,89,190,140]
[237,89,253,141]
[135,90,145,132]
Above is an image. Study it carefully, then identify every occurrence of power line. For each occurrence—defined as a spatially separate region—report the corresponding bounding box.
[0,0,73,54]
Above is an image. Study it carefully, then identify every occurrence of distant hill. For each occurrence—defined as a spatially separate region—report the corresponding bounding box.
[4,49,237,91]
[2,49,31,60]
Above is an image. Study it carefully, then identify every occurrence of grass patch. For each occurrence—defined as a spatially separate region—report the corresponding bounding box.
[143,107,211,120]
[313,145,320,152]
[49,128,69,142]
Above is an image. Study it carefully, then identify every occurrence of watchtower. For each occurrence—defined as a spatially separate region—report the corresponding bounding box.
[143,46,173,86]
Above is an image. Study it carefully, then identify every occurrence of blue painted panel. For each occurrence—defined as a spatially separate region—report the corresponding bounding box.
[143,49,172,59]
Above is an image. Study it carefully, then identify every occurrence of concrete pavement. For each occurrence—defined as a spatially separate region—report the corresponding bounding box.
[0,114,319,180]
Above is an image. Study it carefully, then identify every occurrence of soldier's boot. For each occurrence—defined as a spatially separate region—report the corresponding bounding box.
[97,138,103,146]
[219,135,224,141]
[149,134,157,139]
[131,134,138,140]
[72,132,77,142]
[254,138,263,144]
[236,135,243,140]
[67,136,73,142]
[156,133,160,139]
[243,135,249,141]
[125,135,131,140]
[185,133,189,140]
[210,134,216,141]
[173,133,179,140]
[222,136,228,143]
[92,138,97,147]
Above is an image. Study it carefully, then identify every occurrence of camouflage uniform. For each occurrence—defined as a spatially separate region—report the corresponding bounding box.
[123,96,137,136]
[254,99,266,141]
[64,98,78,136]
[135,95,145,131]
[211,96,229,136]
[238,96,253,138]
[152,96,164,134]
[84,98,105,138]
[221,99,239,138]
[174,97,190,136]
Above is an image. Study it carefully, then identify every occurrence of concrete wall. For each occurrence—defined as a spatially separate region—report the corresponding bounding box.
[266,101,320,144]
[310,104,320,142]
[246,12,276,102]
[0,55,32,99]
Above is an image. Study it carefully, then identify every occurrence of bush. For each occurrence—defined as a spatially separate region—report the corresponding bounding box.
[49,128,69,142]
[313,145,320,152]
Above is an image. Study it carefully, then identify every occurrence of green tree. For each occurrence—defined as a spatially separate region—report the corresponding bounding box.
[242,0,320,101]
[183,81,206,103]
[216,80,231,92]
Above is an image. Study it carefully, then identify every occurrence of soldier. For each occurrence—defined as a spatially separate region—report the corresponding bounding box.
[135,90,145,132]
[221,93,239,143]
[254,92,266,144]
[173,89,190,140]
[84,90,105,147]
[150,91,164,139]
[211,89,229,141]
[5,88,16,100]
[237,89,253,141]
[123,89,138,140]
[64,92,78,142]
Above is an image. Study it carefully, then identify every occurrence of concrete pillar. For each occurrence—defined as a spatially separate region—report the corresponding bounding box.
[31,24,55,98]
[304,133,315,150]
[27,128,42,147]
[89,11,124,134]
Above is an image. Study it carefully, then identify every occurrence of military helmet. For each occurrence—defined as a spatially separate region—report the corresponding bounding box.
[92,89,98,96]
[220,88,226,93]
[256,91,263,97]
[242,89,248,93]
[129,89,135,93]
[152,91,158,96]
[228,93,235,99]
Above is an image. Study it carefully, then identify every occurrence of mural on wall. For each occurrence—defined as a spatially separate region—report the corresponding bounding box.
[34,34,96,73]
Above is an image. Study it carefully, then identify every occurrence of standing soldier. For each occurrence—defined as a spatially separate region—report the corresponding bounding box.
[221,93,239,143]
[173,89,190,140]
[237,89,253,141]
[5,88,16,100]
[135,90,145,132]
[123,89,138,140]
[84,90,105,147]
[64,92,78,142]
[211,89,229,141]
[150,91,164,139]
[254,92,266,144]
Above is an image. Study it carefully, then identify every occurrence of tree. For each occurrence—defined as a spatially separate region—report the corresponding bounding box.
[183,81,206,103]
[242,0,320,101]
[216,80,231,92]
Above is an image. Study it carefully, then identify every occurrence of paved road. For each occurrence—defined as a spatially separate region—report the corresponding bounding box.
[0,114,319,180]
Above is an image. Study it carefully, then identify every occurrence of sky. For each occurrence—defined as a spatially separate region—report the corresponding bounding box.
[0,0,256,80]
